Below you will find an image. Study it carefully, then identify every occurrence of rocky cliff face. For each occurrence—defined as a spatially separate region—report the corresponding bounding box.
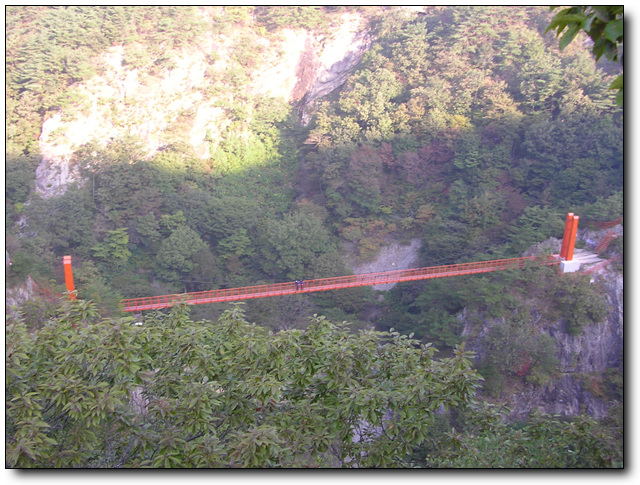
[512,268,622,419]
[5,275,38,314]
[251,13,371,123]
[34,10,372,198]
[5,275,53,321]
[462,264,623,420]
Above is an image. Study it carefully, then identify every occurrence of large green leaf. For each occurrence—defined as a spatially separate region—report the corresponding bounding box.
[604,18,623,42]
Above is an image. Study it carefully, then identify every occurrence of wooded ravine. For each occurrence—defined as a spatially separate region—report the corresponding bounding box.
[6,6,623,468]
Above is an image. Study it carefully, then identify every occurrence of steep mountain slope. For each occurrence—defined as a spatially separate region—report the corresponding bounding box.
[34,9,372,197]
[6,6,623,425]
[462,262,623,420]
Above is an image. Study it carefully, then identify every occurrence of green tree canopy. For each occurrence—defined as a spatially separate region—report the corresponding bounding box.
[154,226,208,288]
[6,301,481,468]
[92,228,131,271]
[438,403,622,468]
[260,211,334,279]
[546,6,623,105]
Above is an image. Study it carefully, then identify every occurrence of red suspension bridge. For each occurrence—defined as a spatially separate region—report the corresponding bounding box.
[120,256,559,312]
[55,213,620,313]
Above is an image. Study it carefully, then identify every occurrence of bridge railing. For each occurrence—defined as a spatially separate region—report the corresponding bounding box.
[121,255,559,312]
[585,217,623,230]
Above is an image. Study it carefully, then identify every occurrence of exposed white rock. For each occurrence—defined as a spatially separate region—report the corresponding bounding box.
[34,10,373,198]
[346,238,422,291]
[251,29,311,100]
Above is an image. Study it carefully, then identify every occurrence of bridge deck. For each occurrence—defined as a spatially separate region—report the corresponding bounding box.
[121,255,560,312]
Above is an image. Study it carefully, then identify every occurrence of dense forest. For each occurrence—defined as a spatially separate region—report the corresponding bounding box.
[6,6,623,467]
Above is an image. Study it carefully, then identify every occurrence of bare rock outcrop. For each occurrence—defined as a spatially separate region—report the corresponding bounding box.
[6,275,40,319]
[296,25,372,125]
[461,266,623,420]
[34,11,372,198]
[344,238,422,291]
